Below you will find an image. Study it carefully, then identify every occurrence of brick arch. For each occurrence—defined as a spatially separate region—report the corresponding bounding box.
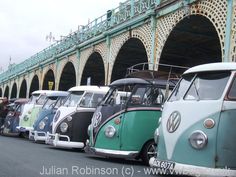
[108,29,150,83]
[231,5,236,62]
[10,82,17,98]
[155,0,227,63]
[79,43,107,85]
[4,85,9,98]
[58,61,76,91]
[42,68,55,90]
[29,74,40,96]
[131,23,152,62]
[19,79,27,98]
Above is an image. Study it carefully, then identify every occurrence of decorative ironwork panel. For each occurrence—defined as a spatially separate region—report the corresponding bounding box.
[155,0,228,63]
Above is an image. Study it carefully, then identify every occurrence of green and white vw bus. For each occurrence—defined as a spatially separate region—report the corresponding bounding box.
[150,63,236,177]
[85,77,176,165]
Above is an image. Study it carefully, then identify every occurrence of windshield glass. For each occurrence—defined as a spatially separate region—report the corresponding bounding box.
[63,91,84,107]
[129,85,164,106]
[169,74,194,102]
[102,86,132,106]
[184,72,230,100]
[36,95,47,105]
[54,97,66,109]
[29,94,40,104]
[16,104,24,113]
[42,96,58,110]
[79,92,104,108]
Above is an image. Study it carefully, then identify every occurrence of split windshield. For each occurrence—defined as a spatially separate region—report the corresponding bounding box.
[63,91,84,107]
[42,96,58,110]
[16,104,24,113]
[102,85,132,106]
[101,84,163,107]
[54,97,66,109]
[29,94,40,104]
[79,92,104,108]
[169,71,230,101]
[36,95,47,105]
[129,86,164,106]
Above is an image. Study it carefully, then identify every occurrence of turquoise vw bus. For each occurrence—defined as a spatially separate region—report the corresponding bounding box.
[85,76,176,165]
[150,63,236,177]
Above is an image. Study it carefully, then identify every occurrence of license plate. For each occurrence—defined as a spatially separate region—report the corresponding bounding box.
[153,159,175,170]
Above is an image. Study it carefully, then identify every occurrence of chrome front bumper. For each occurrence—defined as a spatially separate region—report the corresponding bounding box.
[85,144,139,159]
[45,133,84,149]
[29,130,47,141]
[149,157,236,177]
[16,126,33,133]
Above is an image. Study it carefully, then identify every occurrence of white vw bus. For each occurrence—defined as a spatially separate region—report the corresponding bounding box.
[46,86,108,149]
[150,63,236,177]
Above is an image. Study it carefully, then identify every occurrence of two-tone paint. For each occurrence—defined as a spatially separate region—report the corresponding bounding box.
[17,90,67,137]
[1,99,29,136]
[31,92,69,142]
[85,78,174,165]
[17,90,47,134]
[0,97,8,128]
[46,86,109,149]
[150,63,236,177]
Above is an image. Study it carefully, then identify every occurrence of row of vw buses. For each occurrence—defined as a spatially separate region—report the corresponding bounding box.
[1,62,235,176]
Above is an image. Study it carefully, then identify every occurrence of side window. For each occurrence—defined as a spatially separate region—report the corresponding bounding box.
[228,77,236,100]
[130,86,163,106]
[91,94,104,107]
[80,93,93,107]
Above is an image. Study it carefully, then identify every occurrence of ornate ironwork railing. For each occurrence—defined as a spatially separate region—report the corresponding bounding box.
[0,0,180,83]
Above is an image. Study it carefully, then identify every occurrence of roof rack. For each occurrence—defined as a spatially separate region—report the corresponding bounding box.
[126,62,189,80]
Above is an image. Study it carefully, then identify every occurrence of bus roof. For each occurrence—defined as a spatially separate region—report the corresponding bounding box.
[31,90,51,95]
[110,78,176,88]
[39,91,69,97]
[14,98,29,104]
[110,78,150,86]
[184,62,236,74]
[69,86,109,93]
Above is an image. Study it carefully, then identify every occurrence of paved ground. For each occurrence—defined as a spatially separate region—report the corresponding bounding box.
[0,135,186,177]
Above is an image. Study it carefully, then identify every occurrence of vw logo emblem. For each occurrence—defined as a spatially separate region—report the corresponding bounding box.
[93,112,102,128]
[167,111,181,133]
[23,115,29,121]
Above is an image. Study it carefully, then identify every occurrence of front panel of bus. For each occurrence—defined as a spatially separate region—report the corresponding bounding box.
[158,71,231,168]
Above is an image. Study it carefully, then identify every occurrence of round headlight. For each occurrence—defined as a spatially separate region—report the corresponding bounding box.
[39,121,46,130]
[67,116,72,122]
[189,130,208,149]
[23,115,29,121]
[154,128,159,144]
[104,125,116,138]
[60,122,68,133]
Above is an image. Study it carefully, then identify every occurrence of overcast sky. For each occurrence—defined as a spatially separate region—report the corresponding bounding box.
[0,0,125,72]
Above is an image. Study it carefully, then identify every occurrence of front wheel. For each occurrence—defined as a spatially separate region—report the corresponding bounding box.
[141,140,157,165]
[20,132,29,139]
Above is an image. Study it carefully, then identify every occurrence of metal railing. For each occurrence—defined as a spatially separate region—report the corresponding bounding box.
[0,0,176,83]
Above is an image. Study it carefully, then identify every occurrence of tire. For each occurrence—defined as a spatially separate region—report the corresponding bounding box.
[141,140,157,165]
[20,132,29,139]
